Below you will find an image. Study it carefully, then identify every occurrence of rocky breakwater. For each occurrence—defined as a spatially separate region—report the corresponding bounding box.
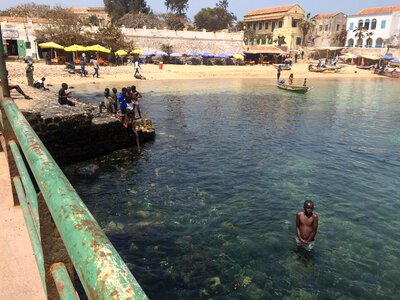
[15,87,155,165]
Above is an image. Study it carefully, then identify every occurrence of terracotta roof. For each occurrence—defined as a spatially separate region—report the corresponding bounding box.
[358,5,400,15]
[311,13,339,20]
[245,4,297,17]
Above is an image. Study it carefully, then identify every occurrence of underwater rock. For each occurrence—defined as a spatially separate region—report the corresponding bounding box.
[208,276,221,289]
[75,163,99,177]
[135,210,151,218]
[104,220,124,233]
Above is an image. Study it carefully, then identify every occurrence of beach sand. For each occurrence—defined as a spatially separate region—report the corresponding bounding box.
[3,60,390,110]
[6,60,383,87]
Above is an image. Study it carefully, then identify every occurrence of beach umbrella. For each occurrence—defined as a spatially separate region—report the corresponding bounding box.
[39,42,64,49]
[187,51,201,57]
[201,52,214,58]
[382,55,394,61]
[170,53,182,57]
[64,44,86,52]
[85,44,111,53]
[132,49,144,55]
[155,51,168,57]
[64,44,86,60]
[141,51,155,57]
[39,41,64,60]
[215,54,231,59]
[115,49,128,56]
[233,54,244,60]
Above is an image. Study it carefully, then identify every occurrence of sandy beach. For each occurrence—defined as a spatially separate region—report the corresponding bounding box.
[6,60,385,88]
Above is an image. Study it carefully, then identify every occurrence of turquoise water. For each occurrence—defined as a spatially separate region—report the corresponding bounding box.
[68,78,400,299]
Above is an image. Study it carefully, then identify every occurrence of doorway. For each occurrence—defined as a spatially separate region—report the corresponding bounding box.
[6,39,18,56]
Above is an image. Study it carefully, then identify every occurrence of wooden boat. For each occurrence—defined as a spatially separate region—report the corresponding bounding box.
[277,82,310,93]
[356,65,373,70]
[373,68,400,78]
[274,64,291,70]
[308,64,339,73]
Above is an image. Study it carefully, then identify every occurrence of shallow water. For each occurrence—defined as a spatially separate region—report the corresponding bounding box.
[67,78,400,299]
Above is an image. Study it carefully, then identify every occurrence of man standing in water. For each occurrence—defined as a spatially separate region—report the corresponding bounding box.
[296,200,318,251]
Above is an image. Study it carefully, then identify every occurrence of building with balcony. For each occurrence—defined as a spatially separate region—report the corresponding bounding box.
[310,13,347,47]
[243,4,305,51]
[345,5,400,48]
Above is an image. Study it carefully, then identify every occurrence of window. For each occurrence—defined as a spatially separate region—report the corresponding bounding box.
[319,25,323,31]
[296,37,302,45]
[253,23,257,30]
[325,25,328,31]
[336,24,340,31]
[348,38,354,47]
[272,22,275,31]
[371,19,377,30]
[364,19,370,30]
[292,19,297,27]
[342,24,346,30]
[278,20,283,28]
[259,22,263,30]
[25,42,31,49]
[349,22,354,30]
[266,22,269,29]
[358,19,363,28]
[375,37,383,48]
[381,20,386,29]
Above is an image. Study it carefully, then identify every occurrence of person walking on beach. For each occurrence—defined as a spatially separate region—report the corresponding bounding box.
[134,60,141,77]
[289,73,294,85]
[277,65,282,81]
[80,58,86,77]
[296,200,318,251]
[92,57,99,78]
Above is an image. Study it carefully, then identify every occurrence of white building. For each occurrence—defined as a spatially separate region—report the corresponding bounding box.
[346,5,400,48]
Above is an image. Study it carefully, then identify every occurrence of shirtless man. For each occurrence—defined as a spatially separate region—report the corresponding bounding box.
[296,200,318,251]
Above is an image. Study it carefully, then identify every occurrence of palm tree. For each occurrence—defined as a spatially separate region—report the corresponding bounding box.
[298,13,315,46]
[353,26,373,47]
[273,35,286,46]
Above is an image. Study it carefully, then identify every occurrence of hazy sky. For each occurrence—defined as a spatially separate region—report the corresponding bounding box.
[1,0,399,19]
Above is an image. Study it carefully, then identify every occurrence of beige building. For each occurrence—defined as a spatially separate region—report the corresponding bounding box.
[243,4,305,51]
[311,13,347,47]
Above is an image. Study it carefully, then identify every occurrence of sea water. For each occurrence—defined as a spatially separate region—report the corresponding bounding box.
[67,78,400,299]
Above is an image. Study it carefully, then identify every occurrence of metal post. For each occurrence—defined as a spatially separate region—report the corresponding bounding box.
[0,23,10,98]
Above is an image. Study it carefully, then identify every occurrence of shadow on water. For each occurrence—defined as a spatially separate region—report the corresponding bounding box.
[66,78,400,299]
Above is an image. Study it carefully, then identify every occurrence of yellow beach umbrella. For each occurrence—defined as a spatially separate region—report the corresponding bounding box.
[39,42,64,60]
[38,41,64,49]
[233,54,244,60]
[64,44,86,52]
[132,49,144,55]
[85,44,111,53]
[115,49,128,56]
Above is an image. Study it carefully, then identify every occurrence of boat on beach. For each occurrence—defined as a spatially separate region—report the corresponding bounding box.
[277,82,310,93]
[373,68,400,78]
[308,64,340,73]
[274,64,291,70]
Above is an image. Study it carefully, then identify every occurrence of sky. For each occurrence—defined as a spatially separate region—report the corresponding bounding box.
[0,0,399,19]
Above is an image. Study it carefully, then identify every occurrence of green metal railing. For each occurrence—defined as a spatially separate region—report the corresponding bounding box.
[1,99,149,299]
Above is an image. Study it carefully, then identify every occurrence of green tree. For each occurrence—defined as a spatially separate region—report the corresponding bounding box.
[273,35,286,46]
[34,7,93,46]
[165,0,188,16]
[334,29,348,46]
[244,28,256,45]
[104,0,152,24]
[93,24,133,50]
[353,26,373,47]
[298,13,315,46]
[161,43,173,55]
[193,0,236,31]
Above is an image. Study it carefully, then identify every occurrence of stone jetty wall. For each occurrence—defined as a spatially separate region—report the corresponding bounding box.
[15,88,153,165]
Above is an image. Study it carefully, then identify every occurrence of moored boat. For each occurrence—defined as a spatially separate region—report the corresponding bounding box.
[373,68,400,78]
[274,64,291,70]
[277,82,310,93]
[308,64,340,73]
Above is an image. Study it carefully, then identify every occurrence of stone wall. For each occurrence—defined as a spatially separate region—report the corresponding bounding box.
[18,92,154,165]
[121,27,244,54]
